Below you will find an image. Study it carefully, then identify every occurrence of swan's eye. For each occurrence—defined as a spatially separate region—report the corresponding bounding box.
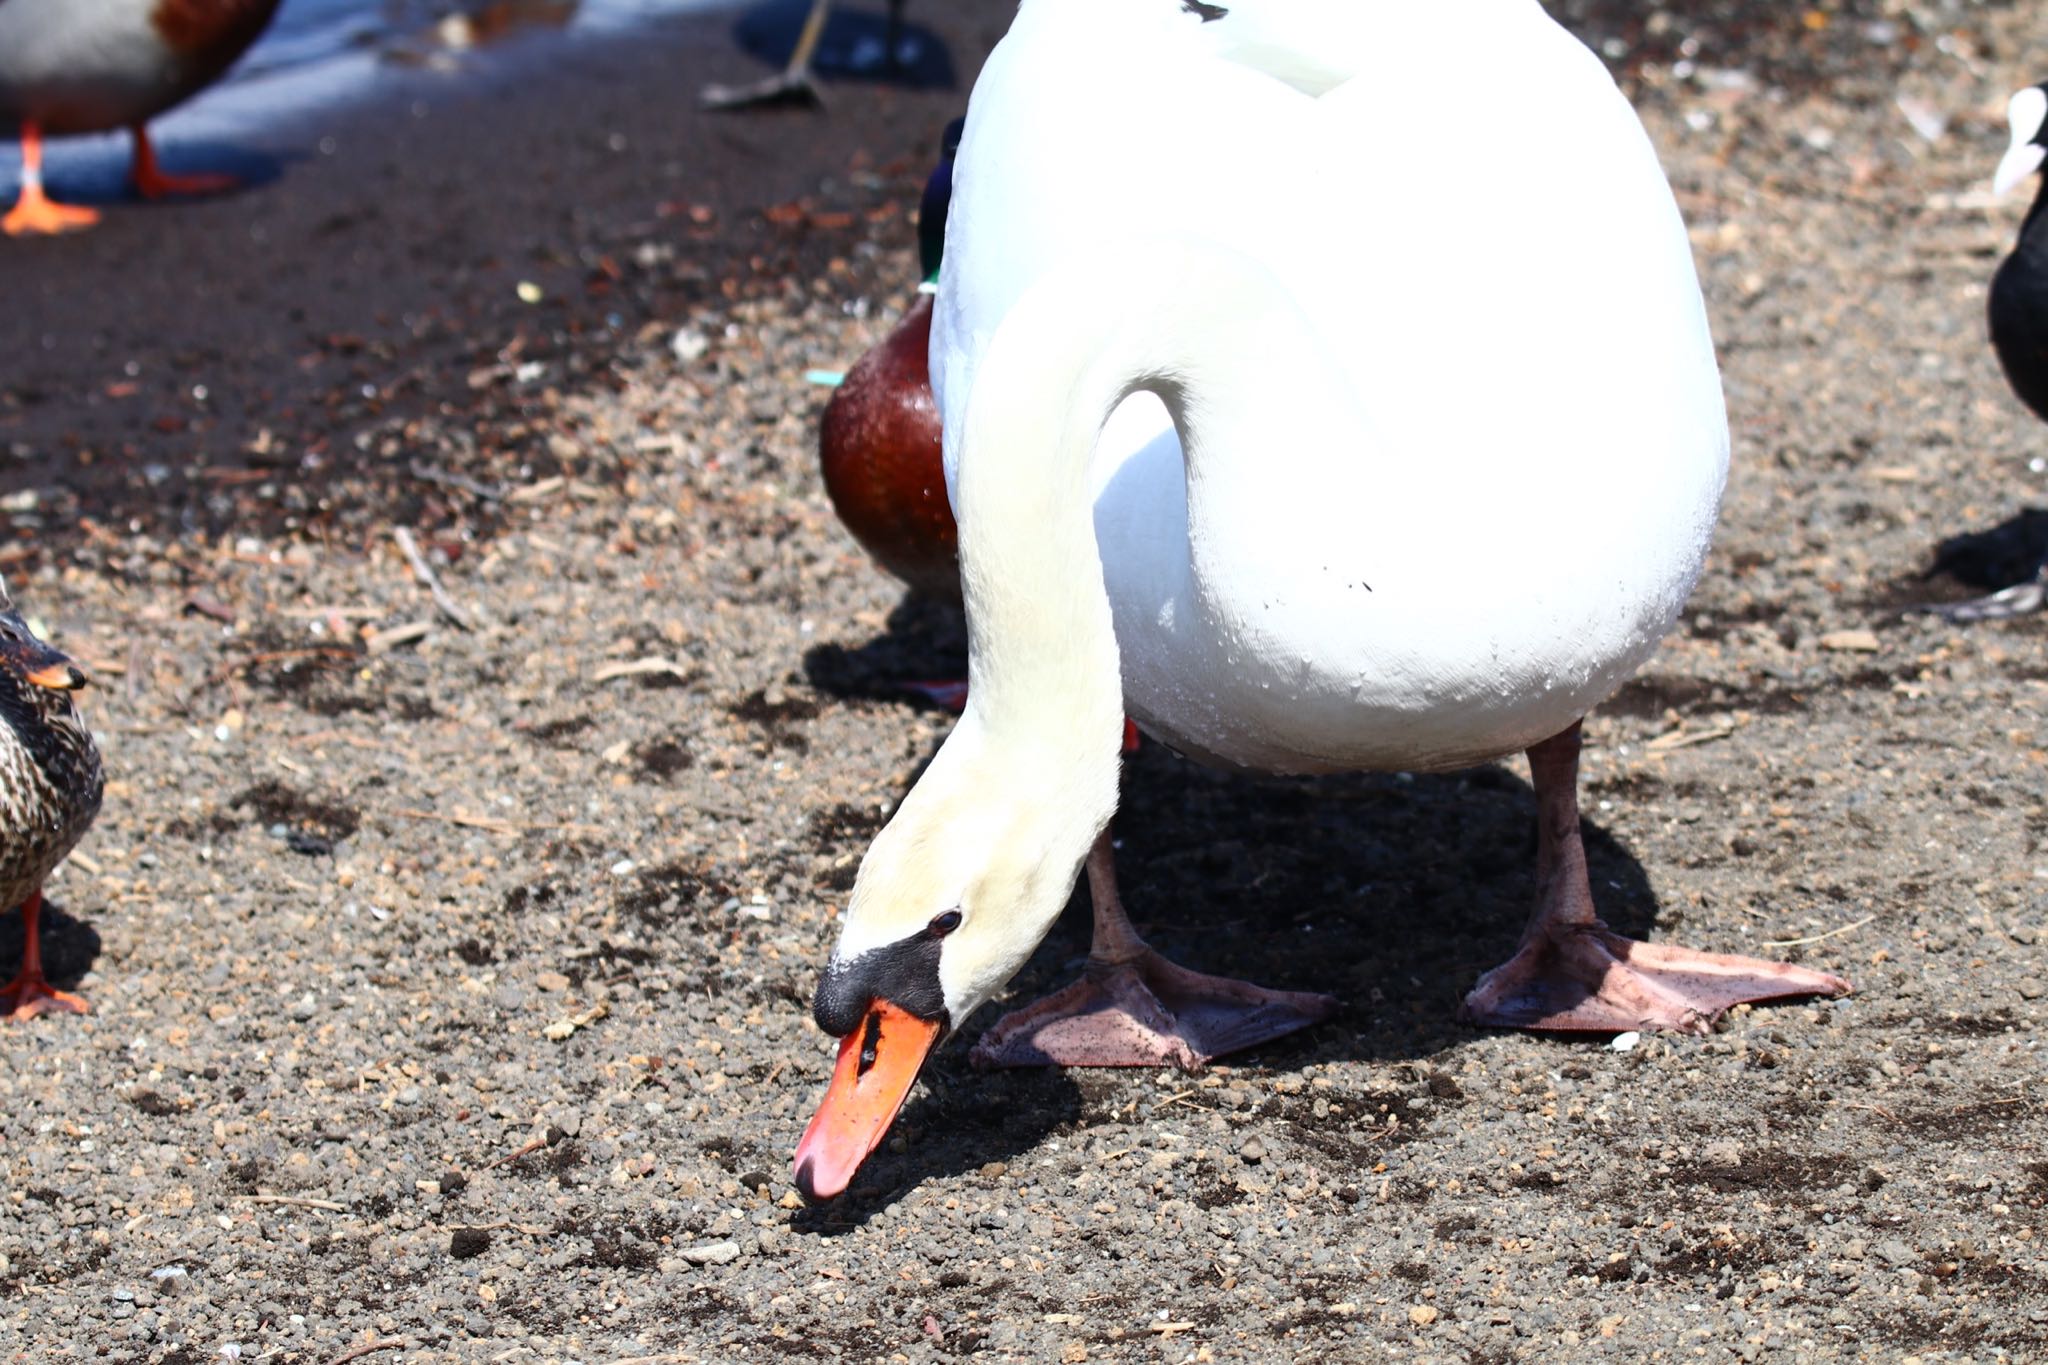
[928,910,963,937]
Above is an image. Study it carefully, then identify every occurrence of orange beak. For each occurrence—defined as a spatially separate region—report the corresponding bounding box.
[792,1000,943,1201]
[25,661,86,691]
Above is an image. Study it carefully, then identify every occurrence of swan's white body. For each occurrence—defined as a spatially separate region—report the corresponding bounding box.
[796,2,1834,1203]
[930,0,1726,775]
[830,0,1732,1018]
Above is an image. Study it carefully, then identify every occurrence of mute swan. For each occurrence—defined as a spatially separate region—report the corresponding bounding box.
[793,0,1849,1201]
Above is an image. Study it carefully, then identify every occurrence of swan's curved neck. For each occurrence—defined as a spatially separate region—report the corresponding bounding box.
[838,240,1357,1013]
[950,239,1352,764]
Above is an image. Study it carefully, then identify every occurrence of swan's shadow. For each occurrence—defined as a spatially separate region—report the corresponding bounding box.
[994,743,1668,1070]
[801,592,965,706]
[793,625,1695,1220]
[791,1062,1083,1235]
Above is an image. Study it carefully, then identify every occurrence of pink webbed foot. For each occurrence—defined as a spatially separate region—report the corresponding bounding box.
[969,832,1334,1069]
[1461,721,1850,1036]
[1458,922,1849,1034]
[971,944,1338,1069]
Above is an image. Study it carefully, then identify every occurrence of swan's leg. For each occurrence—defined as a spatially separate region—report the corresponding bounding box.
[700,0,832,110]
[1459,721,1850,1034]
[971,831,1336,1069]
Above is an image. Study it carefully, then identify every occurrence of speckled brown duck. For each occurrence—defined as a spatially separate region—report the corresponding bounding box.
[0,599,104,1018]
[0,0,282,236]
[818,118,963,610]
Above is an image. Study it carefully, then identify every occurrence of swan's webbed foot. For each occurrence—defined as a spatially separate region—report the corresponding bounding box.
[969,831,1335,1069]
[1460,721,1850,1036]
[1458,923,1849,1034]
[974,945,1343,1072]
[971,944,1337,1069]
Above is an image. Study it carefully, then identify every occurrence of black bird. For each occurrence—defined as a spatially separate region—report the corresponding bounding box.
[702,0,909,110]
[1933,82,2048,620]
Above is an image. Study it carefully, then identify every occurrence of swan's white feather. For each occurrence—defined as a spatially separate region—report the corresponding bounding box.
[930,0,1727,774]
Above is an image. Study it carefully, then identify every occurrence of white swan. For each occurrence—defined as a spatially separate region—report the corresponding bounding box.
[793,0,1849,1200]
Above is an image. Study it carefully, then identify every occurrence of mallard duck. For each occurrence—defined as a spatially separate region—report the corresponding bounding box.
[791,0,1850,1200]
[0,0,282,236]
[703,0,908,110]
[0,598,104,1018]
[1924,81,2048,621]
[818,118,963,608]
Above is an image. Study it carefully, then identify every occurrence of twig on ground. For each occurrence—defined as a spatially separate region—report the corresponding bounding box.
[1645,721,1736,753]
[242,1193,347,1211]
[182,592,237,624]
[409,460,504,503]
[394,527,477,631]
[1762,914,1875,948]
[323,1338,407,1365]
[388,807,604,837]
[590,656,693,684]
[366,620,434,654]
[485,1135,551,1170]
[1839,1101,1899,1124]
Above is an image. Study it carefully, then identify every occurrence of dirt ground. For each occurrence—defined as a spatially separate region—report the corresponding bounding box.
[4,1,2048,1361]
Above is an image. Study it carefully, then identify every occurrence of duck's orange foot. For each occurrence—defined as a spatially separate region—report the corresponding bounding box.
[970,945,1337,1070]
[1458,924,1850,1034]
[129,126,240,200]
[2,188,100,237]
[1,968,90,1021]
[132,165,238,200]
[134,168,238,200]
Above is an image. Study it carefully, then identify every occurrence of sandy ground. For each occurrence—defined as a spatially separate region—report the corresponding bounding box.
[4,1,2048,1361]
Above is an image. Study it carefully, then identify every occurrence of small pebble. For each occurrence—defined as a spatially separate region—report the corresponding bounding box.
[681,1241,741,1266]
